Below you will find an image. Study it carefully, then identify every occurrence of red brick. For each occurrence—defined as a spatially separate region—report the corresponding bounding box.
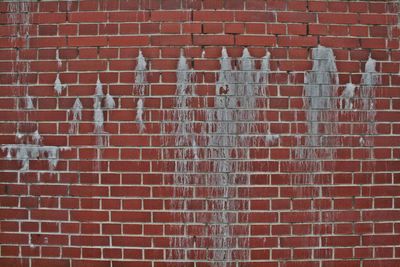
[193,11,234,21]
[108,36,149,46]
[320,36,359,48]
[278,36,318,47]
[193,35,234,45]
[69,12,107,23]
[319,13,359,24]
[151,11,191,22]
[68,37,107,47]
[151,35,192,45]
[112,236,151,247]
[236,35,276,46]
[235,11,275,22]
[277,12,316,23]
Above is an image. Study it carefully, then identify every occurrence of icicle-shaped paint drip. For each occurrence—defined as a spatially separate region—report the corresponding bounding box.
[94,78,104,135]
[340,83,356,110]
[69,98,83,134]
[304,45,338,146]
[135,50,147,95]
[177,52,194,96]
[95,78,104,98]
[104,93,115,109]
[54,73,66,95]
[25,93,34,109]
[216,47,234,95]
[360,56,379,113]
[136,98,144,132]
[295,45,339,184]
[256,49,271,94]
[292,45,340,261]
[167,52,198,261]
[56,49,62,69]
[32,130,41,145]
[360,56,380,147]
[165,48,278,265]
[134,50,148,132]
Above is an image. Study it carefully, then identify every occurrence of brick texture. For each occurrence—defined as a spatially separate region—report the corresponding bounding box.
[0,0,400,266]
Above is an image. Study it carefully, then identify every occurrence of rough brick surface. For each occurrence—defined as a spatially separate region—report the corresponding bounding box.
[0,0,399,266]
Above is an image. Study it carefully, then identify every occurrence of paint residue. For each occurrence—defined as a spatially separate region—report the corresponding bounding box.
[134,50,148,132]
[69,98,83,134]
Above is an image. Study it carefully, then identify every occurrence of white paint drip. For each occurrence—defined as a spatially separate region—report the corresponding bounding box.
[266,130,280,143]
[166,48,275,264]
[359,136,365,146]
[256,49,271,93]
[95,78,104,98]
[292,46,340,261]
[295,45,339,187]
[216,47,234,96]
[134,50,148,132]
[93,78,107,148]
[56,49,62,69]
[32,130,42,145]
[136,98,145,133]
[1,144,66,171]
[135,50,147,95]
[359,56,380,147]
[339,83,356,110]
[16,132,24,140]
[25,93,34,109]
[3,2,67,173]
[69,98,82,134]
[54,73,66,95]
[104,93,115,109]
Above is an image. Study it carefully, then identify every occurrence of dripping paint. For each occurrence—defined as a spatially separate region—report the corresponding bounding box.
[360,56,380,147]
[69,98,83,134]
[105,93,115,109]
[339,83,356,110]
[93,78,107,147]
[54,73,66,95]
[1,2,67,173]
[295,45,339,185]
[165,48,274,265]
[134,50,147,132]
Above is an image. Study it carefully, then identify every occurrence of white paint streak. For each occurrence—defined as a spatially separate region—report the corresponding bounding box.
[340,83,356,110]
[69,98,83,134]
[54,73,66,95]
[134,50,148,132]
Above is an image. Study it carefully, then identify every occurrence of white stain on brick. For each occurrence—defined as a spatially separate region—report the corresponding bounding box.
[104,93,116,109]
[134,50,148,132]
[69,98,83,134]
[340,83,356,110]
[54,73,66,95]
[25,93,34,109]
[94,78,104,134]
[360,56,380,147]
[166,48,275,265]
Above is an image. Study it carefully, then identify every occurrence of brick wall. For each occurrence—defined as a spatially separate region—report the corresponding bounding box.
[0,0,400,266]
